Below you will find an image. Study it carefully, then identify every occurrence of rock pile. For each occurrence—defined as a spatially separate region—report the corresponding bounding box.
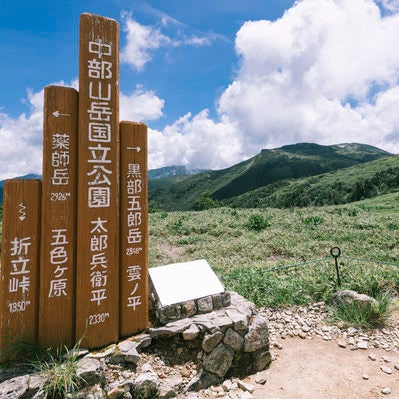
[261,301,399,352]
[0,292,270,399]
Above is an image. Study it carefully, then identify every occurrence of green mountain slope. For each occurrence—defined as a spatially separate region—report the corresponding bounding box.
[225,155,399,208]
[149,143,391,211]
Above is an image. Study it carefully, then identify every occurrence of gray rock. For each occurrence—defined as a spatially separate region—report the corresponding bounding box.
[203,343,234,377]
[184,370,222,392]
[237,380,254,393]
[112,339,141,365]
[183,324,200,341]
[332,290,377,307]
[253,350,272,372]
[158,373,183,399]
[357,341,368,350]
[225,308,249,332]
[202,331,224,352]
[76,357,103,386]
[181,300,197,318]
[197,296,213,314]
[244,315,269,353]
[240,391,253,399]
[107,387,125,399]
[86,345,116,359]
[27,374,48,396]
[130,334,152,351]
[221,292,231,307]
[134,372,160,399]
[212,294,223,310]
[157,304,182,324]
[0,375,29,399]
[381,387,391,395]
[222,379,233,391]
[381,366,393,375]
[224,328,244,351]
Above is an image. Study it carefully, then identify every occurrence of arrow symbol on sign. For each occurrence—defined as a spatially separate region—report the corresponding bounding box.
[127,146,141,152]
[18,203,26,221]
[52,110,70,118]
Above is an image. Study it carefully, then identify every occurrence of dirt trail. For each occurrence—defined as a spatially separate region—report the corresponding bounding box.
[247,337,399,399]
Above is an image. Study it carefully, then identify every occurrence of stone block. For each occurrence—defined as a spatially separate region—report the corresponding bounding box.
[253,350,272,371]
[223,328,244,352]
[181,300,197,318]
[212,294,223,310]
[183,324,200,341]
[221,291,231,307]
[203,343,234,377]
[202,331,224,352]
[197,296,213,314]
[244,314,269,353]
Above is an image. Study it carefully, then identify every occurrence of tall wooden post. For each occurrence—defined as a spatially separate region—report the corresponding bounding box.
[120,122,148,337]
[0,180,41,361]
[76,13,120,348]
[38,86,78,349]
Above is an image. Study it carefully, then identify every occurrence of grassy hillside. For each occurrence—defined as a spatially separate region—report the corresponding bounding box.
[226,155,399,208]
[149,143,391,211]
[149,195,399,307]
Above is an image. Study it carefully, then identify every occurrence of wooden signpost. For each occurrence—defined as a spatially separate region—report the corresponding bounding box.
[120,122,148,337]
[0,12,149,359]
[0,180,41,359]
[76,13,120,348]
[38,86,78,349]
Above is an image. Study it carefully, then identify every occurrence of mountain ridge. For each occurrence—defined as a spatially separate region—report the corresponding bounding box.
[148,142,392,211]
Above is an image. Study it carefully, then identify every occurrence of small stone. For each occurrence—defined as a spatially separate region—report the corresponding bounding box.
[273,342,283,350]
[395,364,399,370]
[368,353,377,361]
[362,374,369,380]
[381,366,393,375]
[237,380,254,393]
[298,332,307,339]
[239,392,253,399]
[107,387,125,399]
[222,379,232,392]
[381,387,391,395]
[337,340,347,348]
[357,341,368,350]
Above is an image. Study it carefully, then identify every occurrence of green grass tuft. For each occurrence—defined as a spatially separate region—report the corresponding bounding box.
[328,292,393,329]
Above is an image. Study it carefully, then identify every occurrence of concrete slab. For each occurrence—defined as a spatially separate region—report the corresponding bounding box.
[149,259,225,307]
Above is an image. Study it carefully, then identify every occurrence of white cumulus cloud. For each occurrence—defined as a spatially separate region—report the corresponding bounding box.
[217,0,399,156]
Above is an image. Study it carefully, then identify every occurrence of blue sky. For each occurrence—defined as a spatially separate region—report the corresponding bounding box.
[1,0,399,179]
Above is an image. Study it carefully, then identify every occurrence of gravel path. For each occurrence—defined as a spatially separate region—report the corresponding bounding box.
[177,303,399,398]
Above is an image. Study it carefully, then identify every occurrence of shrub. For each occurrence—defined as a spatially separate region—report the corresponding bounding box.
[303,215,324,228]
[247,213,270,232]
[31,344,84,398]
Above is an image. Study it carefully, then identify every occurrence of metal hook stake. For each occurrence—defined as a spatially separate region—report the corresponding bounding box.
[330,246,342,288]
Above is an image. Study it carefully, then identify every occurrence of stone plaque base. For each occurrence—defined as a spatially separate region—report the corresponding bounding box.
[149,260,229,324]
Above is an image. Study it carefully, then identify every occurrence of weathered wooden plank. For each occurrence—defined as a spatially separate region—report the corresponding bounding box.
[38,85,78,349]
[0,179,41,361]
[76,13,120,348]
[119,122,148,337]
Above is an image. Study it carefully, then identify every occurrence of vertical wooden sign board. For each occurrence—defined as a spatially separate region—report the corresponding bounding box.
[76,13,120,348]
[38,86,78,349]
[0,180,41,361]
[120,122,148,337]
